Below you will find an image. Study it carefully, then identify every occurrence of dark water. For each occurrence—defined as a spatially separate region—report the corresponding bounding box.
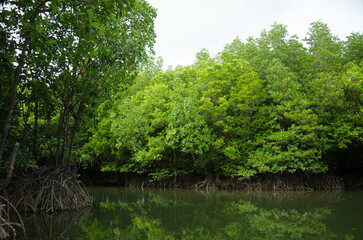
[20,187,363,239]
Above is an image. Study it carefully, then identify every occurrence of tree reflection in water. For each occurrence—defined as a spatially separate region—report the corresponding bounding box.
[21,208,90,239]
[18,189,362,240]
[75,189,359,240]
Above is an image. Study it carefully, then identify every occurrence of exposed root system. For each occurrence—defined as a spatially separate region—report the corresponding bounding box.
[354,177,363,189]
[227,172,346,191]
[83,171,346,191]
[189,173,345,191]
[6,166,92,212]
[191,179,218,191]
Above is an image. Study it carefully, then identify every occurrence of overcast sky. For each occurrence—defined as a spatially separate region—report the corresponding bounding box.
[146,0,363,68]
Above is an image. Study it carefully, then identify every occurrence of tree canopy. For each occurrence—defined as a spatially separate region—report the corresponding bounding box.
[0,0,156,168]
[81,21,362,180]
[1,8,362,181]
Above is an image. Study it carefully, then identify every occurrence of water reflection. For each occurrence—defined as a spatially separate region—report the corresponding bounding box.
[19,188,363,239]
[21,208,90,239]
[223,201,333,239]
[75,188,362,240]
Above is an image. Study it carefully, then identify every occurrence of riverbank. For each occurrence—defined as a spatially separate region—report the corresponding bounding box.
[79,170,363,191]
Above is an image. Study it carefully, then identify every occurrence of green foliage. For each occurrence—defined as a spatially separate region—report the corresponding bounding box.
[0,0,157,168]
[344,32,363,64]
[107,65,214,175]
[81,21,362,179]
[224,22,311,80]
[3,5,361,179]
[194,53,267,176]
[304,21,344,74]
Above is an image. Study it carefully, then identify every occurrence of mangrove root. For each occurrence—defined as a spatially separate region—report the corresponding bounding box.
[0,196,27,239]
[6,166,92,212]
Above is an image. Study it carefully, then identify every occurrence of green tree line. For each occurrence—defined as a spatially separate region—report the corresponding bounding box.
[81,21,362,180]
[1,1,362,181]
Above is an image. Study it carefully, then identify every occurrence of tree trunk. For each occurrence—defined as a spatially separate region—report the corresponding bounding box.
[0,0,51,165]
[191,152,212,180]
[56,87,74,166]
[67,104,84,169]
[61,109,71,166]
[33,94,39,162]
[0,142,19,190]
[55,105,65,166]
[0,38,29,165]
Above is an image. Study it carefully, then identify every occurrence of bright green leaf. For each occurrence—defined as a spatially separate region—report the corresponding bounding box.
[110,13,115,20]
[92,22,101,27]
[48,39,57,44]
[99,27,105,34]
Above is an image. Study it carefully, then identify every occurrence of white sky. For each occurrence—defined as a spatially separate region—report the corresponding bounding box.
[146,0,363,68]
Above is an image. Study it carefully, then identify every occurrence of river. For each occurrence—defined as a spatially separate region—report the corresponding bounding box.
[19,187,362,239]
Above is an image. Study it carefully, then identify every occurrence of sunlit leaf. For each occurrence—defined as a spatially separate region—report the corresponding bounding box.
[91,49,98,57]
[38,26,46,33]
[92,22,101,27]
[89,9,94,18]
[110,13,115,20]
[48,39,57,44]
[99,27,105,34]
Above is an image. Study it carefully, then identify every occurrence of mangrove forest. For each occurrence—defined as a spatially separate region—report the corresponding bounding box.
[0,0,362,238]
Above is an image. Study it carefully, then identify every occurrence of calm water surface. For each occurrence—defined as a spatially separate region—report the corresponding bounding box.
[21,187,363,239]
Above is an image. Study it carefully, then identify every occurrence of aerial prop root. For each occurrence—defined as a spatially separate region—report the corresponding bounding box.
[7,166,92,213]
[190,172,345,191]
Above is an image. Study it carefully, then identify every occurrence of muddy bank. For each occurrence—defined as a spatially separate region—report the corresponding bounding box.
[79,170,363,191]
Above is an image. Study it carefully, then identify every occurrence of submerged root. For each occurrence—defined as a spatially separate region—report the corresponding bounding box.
[23,208,89,239]
[232,172,345,191]
[192,179,218,191]
[7,166,92,212]
[0,196,27,239]
[81,170,348,191]
[353,177,363,189]
[186,172,345,191]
